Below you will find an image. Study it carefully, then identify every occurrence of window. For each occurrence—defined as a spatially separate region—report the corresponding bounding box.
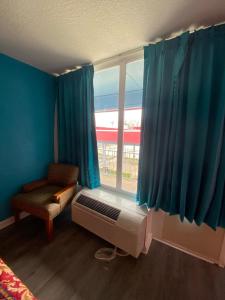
[94,57,144,194]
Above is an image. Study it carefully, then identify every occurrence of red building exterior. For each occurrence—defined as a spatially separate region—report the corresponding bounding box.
[96,127,141,145]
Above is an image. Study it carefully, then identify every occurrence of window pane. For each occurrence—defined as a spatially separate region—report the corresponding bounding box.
[94,66,120,188]
[122,60,144,193]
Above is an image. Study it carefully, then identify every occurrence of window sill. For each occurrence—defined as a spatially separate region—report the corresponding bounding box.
[82,186,148,216]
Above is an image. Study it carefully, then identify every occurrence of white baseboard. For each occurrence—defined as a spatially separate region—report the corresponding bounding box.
[0,212,29,230]
[153,237,223,267]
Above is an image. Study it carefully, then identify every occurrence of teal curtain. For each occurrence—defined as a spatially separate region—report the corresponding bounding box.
[57,65,100,188]
[137,24,225,229]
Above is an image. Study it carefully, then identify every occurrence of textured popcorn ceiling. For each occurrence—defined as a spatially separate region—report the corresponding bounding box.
[0,0,224,74]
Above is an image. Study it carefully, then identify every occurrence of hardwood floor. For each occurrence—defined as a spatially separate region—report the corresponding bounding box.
[0,208,225,300]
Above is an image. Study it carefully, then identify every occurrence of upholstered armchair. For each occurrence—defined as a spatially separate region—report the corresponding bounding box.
[12,163,79,241]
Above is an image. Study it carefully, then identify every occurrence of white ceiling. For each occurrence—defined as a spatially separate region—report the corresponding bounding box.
[0,0,224,75]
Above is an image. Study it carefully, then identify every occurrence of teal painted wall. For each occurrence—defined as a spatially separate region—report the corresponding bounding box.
[0,54,56,221]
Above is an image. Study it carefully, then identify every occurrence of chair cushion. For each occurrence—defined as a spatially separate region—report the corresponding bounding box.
[48,163,79,186]
[12,185,62,220]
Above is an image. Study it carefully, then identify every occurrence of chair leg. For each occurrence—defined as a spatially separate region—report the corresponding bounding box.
[45,219,53,242]
[14,210,20,223]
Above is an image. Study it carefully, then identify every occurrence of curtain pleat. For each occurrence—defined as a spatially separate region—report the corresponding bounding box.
[57,65,100,188]
[137,24,225,229]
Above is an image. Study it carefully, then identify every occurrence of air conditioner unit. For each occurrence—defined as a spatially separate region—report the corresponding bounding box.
[71,188,150,258]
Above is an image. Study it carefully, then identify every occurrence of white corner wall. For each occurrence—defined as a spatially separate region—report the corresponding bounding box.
[150,210,225,267]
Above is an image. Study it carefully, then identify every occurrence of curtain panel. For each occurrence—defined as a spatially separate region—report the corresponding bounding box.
[137,24,225,229]
[57,65,100,188]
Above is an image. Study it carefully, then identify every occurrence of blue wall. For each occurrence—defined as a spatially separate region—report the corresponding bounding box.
[0,54,56,221]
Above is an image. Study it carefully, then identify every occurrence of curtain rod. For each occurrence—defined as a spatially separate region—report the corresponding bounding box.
[57,21,225,77]
[93,46,144,66]
[57,46,144,76]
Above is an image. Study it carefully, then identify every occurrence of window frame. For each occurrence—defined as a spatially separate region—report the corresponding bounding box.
[94,50,144,197]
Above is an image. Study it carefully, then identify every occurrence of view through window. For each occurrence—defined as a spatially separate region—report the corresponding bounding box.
[94,59,144,194]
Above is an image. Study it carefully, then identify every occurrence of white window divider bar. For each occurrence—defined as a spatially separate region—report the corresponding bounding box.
[116,62,126,190]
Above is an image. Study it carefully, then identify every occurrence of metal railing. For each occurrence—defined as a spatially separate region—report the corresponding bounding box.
[97,142,140,179]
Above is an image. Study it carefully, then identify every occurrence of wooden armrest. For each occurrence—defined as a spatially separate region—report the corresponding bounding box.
[52,183,76,203]
[23,179,48,192]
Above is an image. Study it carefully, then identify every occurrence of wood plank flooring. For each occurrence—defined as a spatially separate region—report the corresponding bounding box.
[0,208,225,300]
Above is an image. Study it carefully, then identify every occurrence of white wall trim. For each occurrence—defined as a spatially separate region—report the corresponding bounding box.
[153,237,221,266]
[94,51,143,72]
[0,212,29,231]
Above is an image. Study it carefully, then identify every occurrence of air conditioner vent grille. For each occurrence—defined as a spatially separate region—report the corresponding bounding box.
[76,194,121,221]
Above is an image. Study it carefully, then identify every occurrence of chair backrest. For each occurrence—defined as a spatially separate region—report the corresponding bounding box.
[48,163,79,186]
